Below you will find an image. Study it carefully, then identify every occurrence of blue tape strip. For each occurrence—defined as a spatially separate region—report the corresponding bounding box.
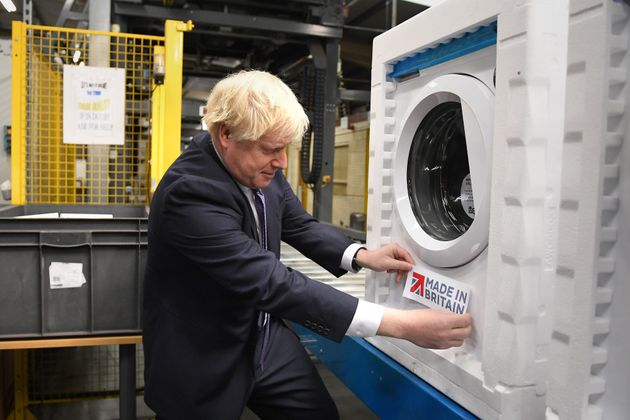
[388,21,497,79]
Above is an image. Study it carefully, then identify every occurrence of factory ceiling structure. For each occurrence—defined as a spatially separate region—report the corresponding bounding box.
[0,0,427,221]
[0,0,427,103]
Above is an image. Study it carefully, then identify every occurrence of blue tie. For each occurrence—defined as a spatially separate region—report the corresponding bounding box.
[252,188,270,370]
[252,189,267,249]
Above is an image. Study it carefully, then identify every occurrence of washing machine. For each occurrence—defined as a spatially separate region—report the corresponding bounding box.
[390,30,496,352]
[365,0,542,418]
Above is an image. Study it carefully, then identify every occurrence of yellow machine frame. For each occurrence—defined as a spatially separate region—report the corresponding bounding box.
[11,20,192,205]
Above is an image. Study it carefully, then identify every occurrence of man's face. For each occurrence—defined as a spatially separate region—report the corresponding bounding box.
[218,125,292,189]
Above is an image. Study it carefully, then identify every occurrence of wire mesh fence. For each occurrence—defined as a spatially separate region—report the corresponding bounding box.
[27,345,145,403]
[15,24,163,205]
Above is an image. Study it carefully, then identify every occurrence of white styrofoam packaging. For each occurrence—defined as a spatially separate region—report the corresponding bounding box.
[366,0,568,419]
[544,1,630,419]
[361,0,627,418]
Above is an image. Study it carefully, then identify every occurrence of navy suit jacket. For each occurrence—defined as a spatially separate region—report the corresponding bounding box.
[143,133,359,419]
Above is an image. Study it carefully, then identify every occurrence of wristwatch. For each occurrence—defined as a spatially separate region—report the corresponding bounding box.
[352,247,367,271]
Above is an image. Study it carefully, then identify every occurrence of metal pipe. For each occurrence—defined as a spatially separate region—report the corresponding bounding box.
[22,0,32,24]
[119,344,136,420]
[392,0,398,27]
[87,0,111,203]
[114,3,342,39]
[342,24,384,34]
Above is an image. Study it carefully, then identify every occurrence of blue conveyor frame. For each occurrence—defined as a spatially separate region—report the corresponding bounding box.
[293,323,477,420]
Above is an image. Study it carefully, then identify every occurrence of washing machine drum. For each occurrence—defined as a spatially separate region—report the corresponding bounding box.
[408,101,476,241]
[393,74,494,268]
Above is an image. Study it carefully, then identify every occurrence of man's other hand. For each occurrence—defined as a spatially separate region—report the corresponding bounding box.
[355,243,414,283]
[377,308,472,349]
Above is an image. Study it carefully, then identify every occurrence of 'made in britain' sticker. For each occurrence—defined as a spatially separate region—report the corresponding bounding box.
[402,268,471,314]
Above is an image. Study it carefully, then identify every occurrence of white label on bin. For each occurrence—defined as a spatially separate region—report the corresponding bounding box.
[49,262,87,289]
[402,268,471,314]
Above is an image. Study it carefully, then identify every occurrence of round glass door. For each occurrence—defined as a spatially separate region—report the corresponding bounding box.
[407,101,476,241]
[392,73,494,267]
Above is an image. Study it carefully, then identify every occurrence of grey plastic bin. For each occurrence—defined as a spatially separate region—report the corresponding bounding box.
[0,205,147,339]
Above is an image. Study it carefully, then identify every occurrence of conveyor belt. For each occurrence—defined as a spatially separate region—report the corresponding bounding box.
[280,242,366,300]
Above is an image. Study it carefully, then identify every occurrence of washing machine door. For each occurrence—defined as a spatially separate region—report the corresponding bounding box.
[393,74,494,268]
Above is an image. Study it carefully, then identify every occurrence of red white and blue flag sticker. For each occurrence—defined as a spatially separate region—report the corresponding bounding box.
[402,268,471,314]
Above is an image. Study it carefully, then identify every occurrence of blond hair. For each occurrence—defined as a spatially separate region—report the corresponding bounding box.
[203,70,309,143]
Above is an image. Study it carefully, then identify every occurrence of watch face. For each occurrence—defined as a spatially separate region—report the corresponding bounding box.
[407,101,474,241]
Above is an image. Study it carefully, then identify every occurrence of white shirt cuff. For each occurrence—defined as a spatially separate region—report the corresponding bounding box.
[341,243,365,273]
[345,299,384,337]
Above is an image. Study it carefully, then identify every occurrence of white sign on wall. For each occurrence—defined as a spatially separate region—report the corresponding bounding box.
[63,65,125,145]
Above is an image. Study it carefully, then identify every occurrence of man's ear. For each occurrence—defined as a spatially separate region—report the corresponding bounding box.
[218,124,231,147]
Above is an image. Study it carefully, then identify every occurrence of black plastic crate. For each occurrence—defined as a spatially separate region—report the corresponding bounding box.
[0,205,147,339]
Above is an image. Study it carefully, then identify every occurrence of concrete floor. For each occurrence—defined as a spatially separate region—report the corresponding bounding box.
[28,360,377,420]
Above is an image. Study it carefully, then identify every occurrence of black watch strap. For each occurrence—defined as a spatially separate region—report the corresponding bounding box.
[352,247,366,271]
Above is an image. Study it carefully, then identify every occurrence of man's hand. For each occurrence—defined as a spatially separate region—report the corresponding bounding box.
[355,243,414,282]
[377,308,472,349]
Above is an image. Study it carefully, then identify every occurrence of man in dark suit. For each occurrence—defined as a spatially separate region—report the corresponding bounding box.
[143,70,471,419]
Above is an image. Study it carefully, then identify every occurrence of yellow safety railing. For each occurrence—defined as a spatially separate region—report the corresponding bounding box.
[11,20,192,205]
[150,20,194,191]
